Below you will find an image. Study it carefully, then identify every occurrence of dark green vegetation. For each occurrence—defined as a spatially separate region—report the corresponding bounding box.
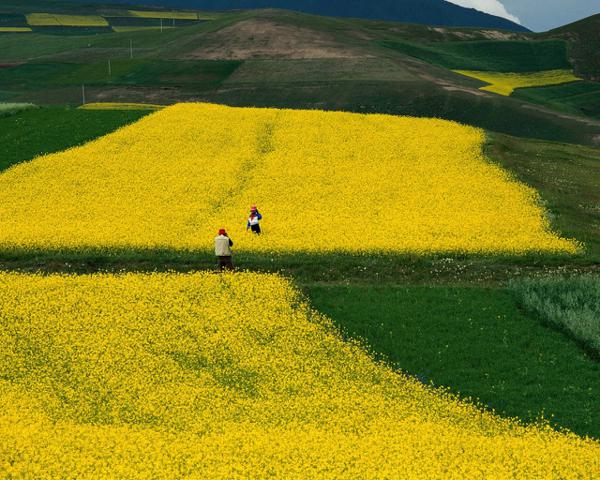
[0,59,241,93]
[380,39,570,72]
[0,12,26,26]
[513,81,600,120]
[1,3,599,146]
[0,102,35,114]
[543,14,600,81]
[0,107,149,172]
[306,285,600,438]
[511,276,600,358]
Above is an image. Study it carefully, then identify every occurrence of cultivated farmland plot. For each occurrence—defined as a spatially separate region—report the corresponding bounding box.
[26,13,109,27]
[0,3,599,476]
[454,69,582,96]
[0,103,578,255]
[0,271,598,478]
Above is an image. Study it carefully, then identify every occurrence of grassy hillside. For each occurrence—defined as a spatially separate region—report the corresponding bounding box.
[380,39,570,72]
[54,0,529,31]
[513,81,600,119]
[545,14,600,81]
[0,6,598,146]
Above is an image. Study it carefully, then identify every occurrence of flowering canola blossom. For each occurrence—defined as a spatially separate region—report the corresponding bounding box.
[0,27,32,32]
[453,69,581,96]
[127,10,205,20]
[0,103,577,254]
[25,13,109,27]
[0,271,598,479]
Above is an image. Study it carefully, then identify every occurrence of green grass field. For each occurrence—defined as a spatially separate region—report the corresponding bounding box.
[0,107,149,172]
[511,276,600,358]
[0,0,207,34]
[380,39,571,72]
[0,13,27,27]
[0,6,598,147]
[306,284,600,438]
[513,81,600,119]
[0,60,241,91]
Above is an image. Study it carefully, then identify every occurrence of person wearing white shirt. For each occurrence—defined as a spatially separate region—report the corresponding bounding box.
[214,228,234,271]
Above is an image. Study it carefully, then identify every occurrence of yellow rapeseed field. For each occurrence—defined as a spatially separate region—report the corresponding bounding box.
[0,27,32,32]
[127,10,203,20]
[26,13,109,27]
[0,271,598,478]
[453,69,581,96]
[0,103,577,254]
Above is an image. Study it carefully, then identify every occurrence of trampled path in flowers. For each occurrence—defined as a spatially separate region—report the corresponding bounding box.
[0,272,598,479]
[0,103,578,255]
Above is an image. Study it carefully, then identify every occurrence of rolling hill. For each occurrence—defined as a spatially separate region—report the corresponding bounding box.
[1,4,598,146]
[60,0,529,31]
[543,14,600,81]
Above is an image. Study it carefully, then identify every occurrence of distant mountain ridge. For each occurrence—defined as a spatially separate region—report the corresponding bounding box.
[68,0,530,31]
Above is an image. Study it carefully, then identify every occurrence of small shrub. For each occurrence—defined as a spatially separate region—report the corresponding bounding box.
[0,102,36,116]
[511,275,600,357]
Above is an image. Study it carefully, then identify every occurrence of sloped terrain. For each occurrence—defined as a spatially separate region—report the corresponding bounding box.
[55,0,528,31]
[1,6,599,146]
[1,271,598,478]
[544,14,600,81]
[181,17,367,59]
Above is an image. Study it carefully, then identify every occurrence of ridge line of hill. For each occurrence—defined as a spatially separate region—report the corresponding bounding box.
[54,0,530,31]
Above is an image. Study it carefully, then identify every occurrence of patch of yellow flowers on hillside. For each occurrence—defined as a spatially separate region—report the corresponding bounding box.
[0,103,578,255]
[0,271,598,478]
[127,10,211,20]
[453,69,581,96]
[25,13,109,27]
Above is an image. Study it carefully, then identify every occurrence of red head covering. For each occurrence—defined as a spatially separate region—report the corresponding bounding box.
[250,205,257,212]
[218,229,226,235]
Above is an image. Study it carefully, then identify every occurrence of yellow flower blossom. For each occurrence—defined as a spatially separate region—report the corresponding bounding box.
[0,27,32,32]
[127,10,202,20]
[25,13,109,27]
[0,103,578,254]
[0,271,598,478]
[453,69,581,96]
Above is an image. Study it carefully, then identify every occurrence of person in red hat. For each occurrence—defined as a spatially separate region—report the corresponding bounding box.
[246,205,263,235]
[214,228,234,271]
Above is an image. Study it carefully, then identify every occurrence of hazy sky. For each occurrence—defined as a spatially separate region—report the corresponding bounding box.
[447,0,599,31]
